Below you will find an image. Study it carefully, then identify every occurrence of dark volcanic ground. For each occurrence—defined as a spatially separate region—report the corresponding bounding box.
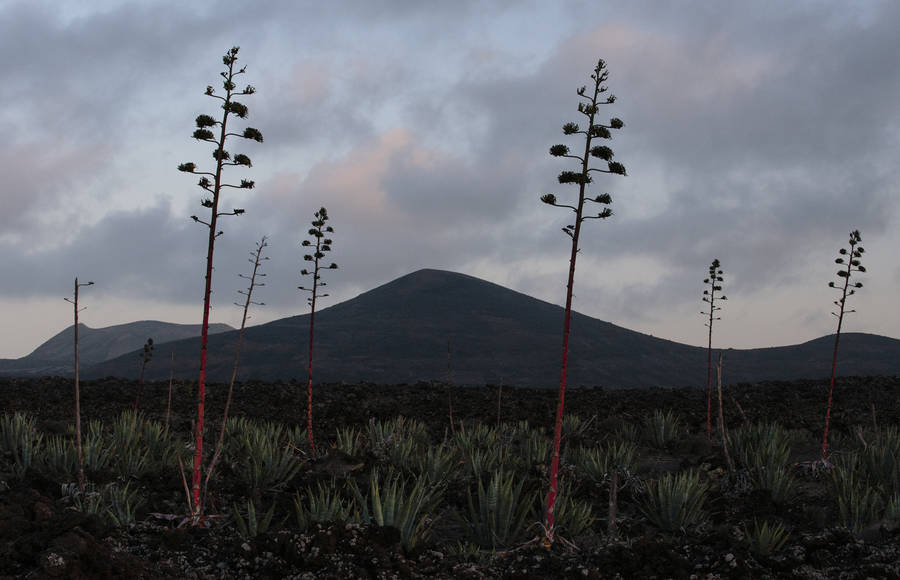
[1,375,899,578]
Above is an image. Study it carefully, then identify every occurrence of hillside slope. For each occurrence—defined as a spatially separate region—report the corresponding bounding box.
[82,269,900,387]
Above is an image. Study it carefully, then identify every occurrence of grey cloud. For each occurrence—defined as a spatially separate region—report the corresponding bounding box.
[3,0,899,357]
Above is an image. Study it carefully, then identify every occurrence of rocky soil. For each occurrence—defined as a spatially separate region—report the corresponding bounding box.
[1,375,899,579]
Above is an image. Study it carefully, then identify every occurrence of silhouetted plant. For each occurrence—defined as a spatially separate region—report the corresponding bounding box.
[164,352,174,429]
[64,277,93,492]
[233,499,278,539]
[821,230,866,460]
[702,259,726,440]
[463,469,537,549]
[715,352,734,471]
[298,207,338,454]
[638,470,709,532]
[294,479,353,530]
[744,519,790,556]
[832,466,883,532]
[177,46,262,518]
[227,418,301,500]
[540,58,626,540]
[204,236,268,502]
[350,468,443,550]
[0,413,42,479]
[133,338,153,411]
[643,409,682,449]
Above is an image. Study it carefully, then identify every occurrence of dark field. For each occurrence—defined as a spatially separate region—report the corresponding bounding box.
[1,375,899,578]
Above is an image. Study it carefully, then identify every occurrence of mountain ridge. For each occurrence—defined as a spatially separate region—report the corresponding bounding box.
[0,320,233,376]
[77,269,900,387]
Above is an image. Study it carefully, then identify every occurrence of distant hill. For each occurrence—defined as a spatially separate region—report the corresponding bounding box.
[0,321,233,377]
[81,269,900,388]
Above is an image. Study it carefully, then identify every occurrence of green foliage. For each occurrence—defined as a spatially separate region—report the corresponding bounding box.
[462,446,505,480]
[445,540,491,563]
[860,427,900,496]
[886,494,900,522]
[744,519,790,556]
[38,435,78,480]
[519,430,552,470]
[832,465,883,533]
[0,413,43,479]
[294,479,353,531]
[551,481,595,537]
[642,410,682,449]
[730,423,795,502]
[412,442,459,485]
[105,482,144,526]
[63,482,144,526]
[576,440,637,484]
[334,425,362,456]
[82,420,112,475]
[561,414,593,443]
[367,416,429,458]
[233,499,278,539]
[830,436,900,532]
[638,471,709,532]
[228,418,301,494]
[463,469,537,549]
[453,422,500,453]
[350,468,442,550]
[109,411,175,479]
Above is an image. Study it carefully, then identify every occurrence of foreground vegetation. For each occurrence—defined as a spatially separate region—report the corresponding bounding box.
[1,377,899,577]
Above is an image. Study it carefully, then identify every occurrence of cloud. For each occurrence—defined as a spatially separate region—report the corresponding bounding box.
[2,0,900,360]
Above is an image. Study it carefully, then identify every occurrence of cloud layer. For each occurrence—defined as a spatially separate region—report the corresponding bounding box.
[1,1,898,359]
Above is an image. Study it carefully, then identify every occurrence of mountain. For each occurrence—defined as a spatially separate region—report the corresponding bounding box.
[81,269,900,387]
[0,321,233,377]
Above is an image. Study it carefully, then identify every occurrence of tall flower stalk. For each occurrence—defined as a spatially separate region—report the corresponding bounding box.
[204,236,268,500]
[133,338,154,411]
[64,277,93,493]
[701,259,726,440]
[540,58,626,539]
[298,207,338,454]
[821,229,866,460]
[177,46,263,517]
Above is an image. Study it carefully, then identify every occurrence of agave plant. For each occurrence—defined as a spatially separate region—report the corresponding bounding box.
[350,468,443,550]
[334,425,363,456]
[104,482,145,526]
[230,419,301,496]
[294,479,353,531]
[730,423,795,502]
[81,419,112,476]
[577,440,638,484]
[38,435,79,480]
[832,465,884,533]
[0,413,43,479]
[463,469,537,549]
[412,442,459,485]
[233,499,278,539]
[551,480,595,537]
[744,518,790,556]
[642,410,682,450]
[638,471,709,532]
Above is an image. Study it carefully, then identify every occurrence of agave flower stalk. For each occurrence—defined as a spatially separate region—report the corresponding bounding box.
[821,229,866,460]
[177,46,263,517]
[133,338,154,411]
[702,259,726,440]
[716,352,734,471]
[298,207,338,454]
[164,352,174,429]
[204,236,268,501]
[540,58,626,538]
[64,277,93,493]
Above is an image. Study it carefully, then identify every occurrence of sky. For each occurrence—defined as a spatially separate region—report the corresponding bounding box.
[1,0,898,359]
